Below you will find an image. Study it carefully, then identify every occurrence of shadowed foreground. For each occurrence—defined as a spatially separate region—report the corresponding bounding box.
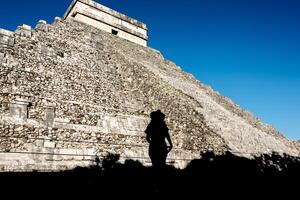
[0,152,299,197]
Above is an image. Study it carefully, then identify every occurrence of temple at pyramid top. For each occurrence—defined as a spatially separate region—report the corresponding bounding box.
[64,0,148,46]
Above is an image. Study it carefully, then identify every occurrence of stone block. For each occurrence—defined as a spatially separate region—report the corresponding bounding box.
[0,52,4,62]
[53,155,63,161]
[87,149,95,155]
[140,120,149,131]
[59,149,77,155]
[117,118,127,132]
[42,148,54,161]
[54,17,62,23]
[127,118,138,131]
[108,117,120,134]
[9,98,31,120]
[97,116,110,133]
[126,130,141,136]
[8,37,14,46]
[35,140,44,147]
[15,24,32,38]
[44,141,56,148]
[0,35,9,46]
[0,28,14,36]
[35,20,49,32]
[45,104,55,127]
[54,118,70,124]
[84,149,97,161]
[0,28,15,48]
[59,149,78,161]
[74,150,84,161]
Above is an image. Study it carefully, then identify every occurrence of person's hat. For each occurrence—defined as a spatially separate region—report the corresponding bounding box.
[150,110,165,120]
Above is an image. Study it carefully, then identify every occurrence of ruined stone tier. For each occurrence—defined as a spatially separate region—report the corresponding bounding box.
[64,0,148,46]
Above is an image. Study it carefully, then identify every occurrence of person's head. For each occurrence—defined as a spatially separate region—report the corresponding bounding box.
[150,110,165,121]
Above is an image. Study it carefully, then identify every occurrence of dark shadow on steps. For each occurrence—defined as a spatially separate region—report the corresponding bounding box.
[0,151,300,198]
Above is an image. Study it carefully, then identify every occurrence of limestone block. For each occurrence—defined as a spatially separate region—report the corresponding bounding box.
[42,148,55,161]
[0,28,15,48]
[54,17,62,23]
[108,117,120,134]
[44,141,56,148]
[53,155,63,161]
[84,148,95,155]
[74,150,84,161]
[35,140,44,148]
[127,118,139,131]
[0,52,4,63]
[35,20,49,32]
[126,130,141,136]
[45,103,55,127]
[140,120,149,131]
[117,118,127,135]
[59,149,77,161]
[97,114,148,135]
[59,149,77,155]
[97,116,110,133]
[15,24,32,38]
[54,118,71,129]
[9,98,31,120]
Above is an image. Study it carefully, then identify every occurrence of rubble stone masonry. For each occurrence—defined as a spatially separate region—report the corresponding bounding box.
[0,15,299,171]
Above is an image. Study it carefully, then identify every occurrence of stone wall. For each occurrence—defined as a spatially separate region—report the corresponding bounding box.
[0,117,199,171]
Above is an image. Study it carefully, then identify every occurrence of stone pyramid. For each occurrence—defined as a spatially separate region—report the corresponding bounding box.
[0,0,299,171]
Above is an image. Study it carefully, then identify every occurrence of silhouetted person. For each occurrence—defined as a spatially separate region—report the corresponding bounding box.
[145,110,173,168]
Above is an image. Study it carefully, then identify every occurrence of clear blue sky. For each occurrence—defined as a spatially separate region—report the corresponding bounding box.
[0,0,299,140]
